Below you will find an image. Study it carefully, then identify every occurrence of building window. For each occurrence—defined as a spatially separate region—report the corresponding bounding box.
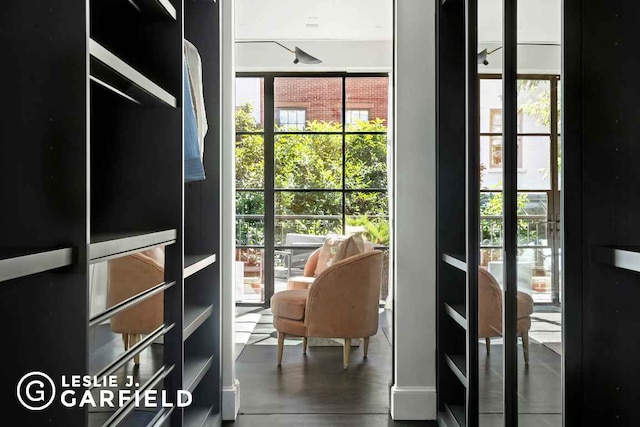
[346,109,370,125]
[489,109,523,168]
[277,108,306,131]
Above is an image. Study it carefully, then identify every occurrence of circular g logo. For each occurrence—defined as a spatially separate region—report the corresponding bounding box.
[17,372,56,411]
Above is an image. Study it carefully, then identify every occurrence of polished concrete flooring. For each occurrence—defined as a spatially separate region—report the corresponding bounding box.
[226,307,432,426]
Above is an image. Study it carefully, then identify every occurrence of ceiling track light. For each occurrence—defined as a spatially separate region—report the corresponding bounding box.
[477,42,561,65]
[236,40,323,65]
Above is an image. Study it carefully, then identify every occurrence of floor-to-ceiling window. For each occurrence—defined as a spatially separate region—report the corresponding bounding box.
[235,74,390,305]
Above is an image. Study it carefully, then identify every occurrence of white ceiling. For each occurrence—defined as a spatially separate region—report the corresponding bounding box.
[235,0,393,41]
[479,0,561,44]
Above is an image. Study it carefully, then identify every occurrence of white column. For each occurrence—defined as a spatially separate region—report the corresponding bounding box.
[390,0,437,420]
[221,0,240,420]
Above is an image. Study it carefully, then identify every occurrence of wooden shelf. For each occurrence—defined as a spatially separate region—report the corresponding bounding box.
[184,254,217,278]
[89,39,177,107]
[442,403,466,427]
[184,355,214,393]
[445,303,467,329]
[130,0,177,20]
[442,253,467,272]
[90,230,177,263]
[184,305,213,340]
[0,248,73,283]
[184,405,214,427]
[445,354,467,387]
[593,246,640,274]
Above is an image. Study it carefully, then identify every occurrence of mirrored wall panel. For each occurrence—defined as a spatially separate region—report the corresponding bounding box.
[517,1,562,426]
[478,0,504,424]
[88,247,171,427]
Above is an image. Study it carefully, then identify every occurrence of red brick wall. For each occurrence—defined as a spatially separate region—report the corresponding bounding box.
[258,77,389,126]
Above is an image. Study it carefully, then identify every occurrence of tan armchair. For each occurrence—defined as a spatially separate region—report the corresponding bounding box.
[271,250,383,369]
[107,248,165,365]
[479,266,534,364]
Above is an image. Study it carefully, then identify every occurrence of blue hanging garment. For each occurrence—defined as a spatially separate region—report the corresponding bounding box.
[184,60,206,182]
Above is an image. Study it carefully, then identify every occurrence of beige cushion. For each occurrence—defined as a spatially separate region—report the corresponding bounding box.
[314,234,366,276]
[331,234,365,265]
[271,289,309,321]
[287,276,315,290]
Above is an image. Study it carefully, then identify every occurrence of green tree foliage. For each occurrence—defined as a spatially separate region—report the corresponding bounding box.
[480,191,538,245]
[235,103,389,246]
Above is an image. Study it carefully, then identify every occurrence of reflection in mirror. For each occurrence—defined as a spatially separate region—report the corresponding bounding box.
[517,0,562,426]
[478,0,504,425]
[88,247,167,426]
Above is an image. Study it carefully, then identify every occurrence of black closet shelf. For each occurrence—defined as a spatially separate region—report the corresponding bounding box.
[445,303,467,330]
[183,304,213,340]
[445,354,467,388]
[593,246,640,274]
[442,253,467,272]
[184,253,217,278]
[89,229,177,263]
[144,406,173,427]
[184,355,214,393]
[184,405,214,427]
[130,0,177,20]
[442,403,466,427]
[89,39,177,107]
[0,248,73,283]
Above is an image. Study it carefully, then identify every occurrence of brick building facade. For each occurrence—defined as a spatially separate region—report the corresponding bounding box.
[259,77,389,127]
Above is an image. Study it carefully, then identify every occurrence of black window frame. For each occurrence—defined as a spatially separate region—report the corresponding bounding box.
[235,72,390,306]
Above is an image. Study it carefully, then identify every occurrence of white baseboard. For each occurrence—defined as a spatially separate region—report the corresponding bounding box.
[222,379,240,421]
[390,385,437,420]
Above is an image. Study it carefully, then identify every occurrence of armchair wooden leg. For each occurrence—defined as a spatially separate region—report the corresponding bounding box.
[522,332,530,365]
[302,337,308,354]
[343,338,351,369]
[132,334,140,365]
[485,337,491,354]
[363,337,370,358]
[122,333,129,351]
[277,332,286,366]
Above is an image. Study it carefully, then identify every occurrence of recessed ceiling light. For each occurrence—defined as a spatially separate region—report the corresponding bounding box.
[305,16,320,28]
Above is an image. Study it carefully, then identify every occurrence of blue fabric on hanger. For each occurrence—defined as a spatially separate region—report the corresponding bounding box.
[184,60,206,182]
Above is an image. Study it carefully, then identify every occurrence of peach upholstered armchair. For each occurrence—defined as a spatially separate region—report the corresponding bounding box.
[271,250,383,369]
[107,248,164,365]
[479,266,534,364]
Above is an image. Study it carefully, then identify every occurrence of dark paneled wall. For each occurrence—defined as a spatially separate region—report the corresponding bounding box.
[565,1,640,424]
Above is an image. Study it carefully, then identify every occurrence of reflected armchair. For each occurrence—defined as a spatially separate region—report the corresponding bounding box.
[107,248,165,365]
[479,266,534,364]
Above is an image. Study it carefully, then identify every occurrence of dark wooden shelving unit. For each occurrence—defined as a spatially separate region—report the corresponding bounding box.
[184,305,214,340]
[0,248,73,283]
[2,0,222,425]
[592,246,640,274]
[184,254,217,278]
[89,230,177,262]
[443,253,468,272]
[436,0,478,426]
[89,39,177,107]
[184,355,214,394]
[131,0,178,20]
